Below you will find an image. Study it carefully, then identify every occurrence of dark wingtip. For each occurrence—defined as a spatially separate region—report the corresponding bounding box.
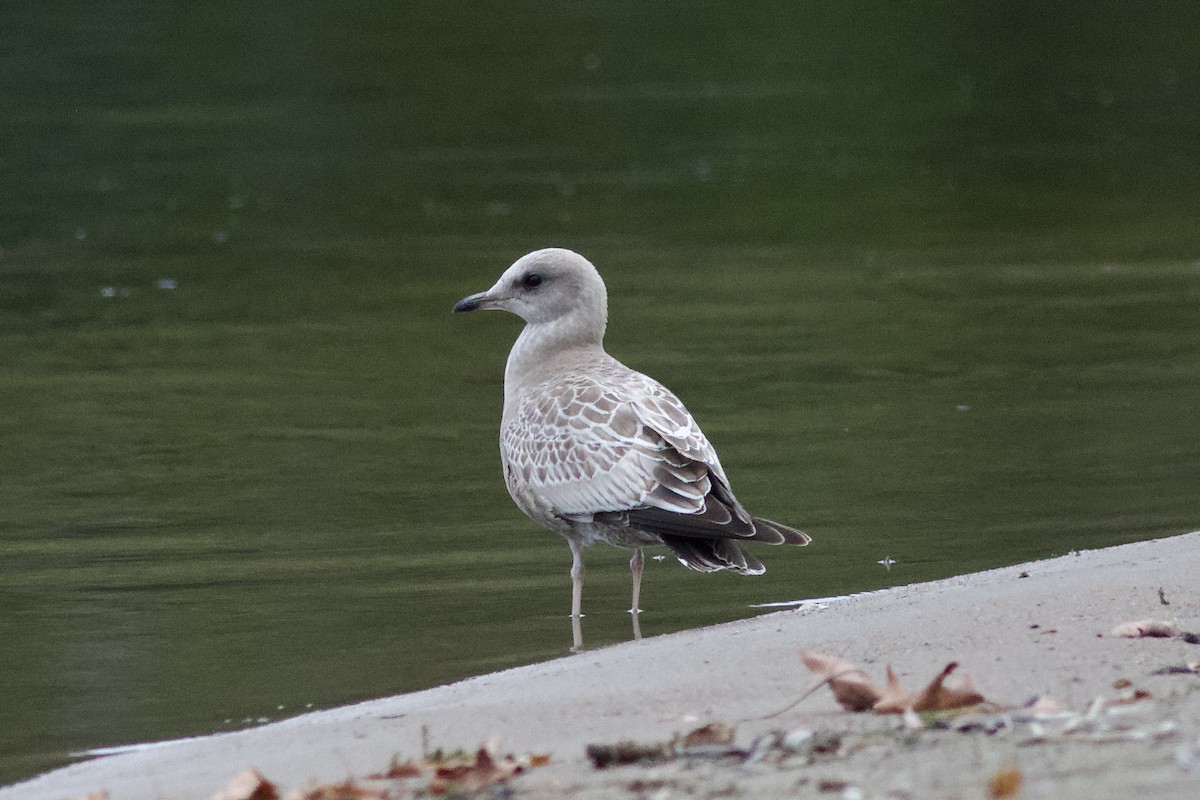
[751,518,812,546]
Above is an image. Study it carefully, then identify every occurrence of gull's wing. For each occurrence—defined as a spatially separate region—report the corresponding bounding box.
[500,370,802,548]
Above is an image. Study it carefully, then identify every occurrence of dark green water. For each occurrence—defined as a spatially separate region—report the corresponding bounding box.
[3,1,1199,785]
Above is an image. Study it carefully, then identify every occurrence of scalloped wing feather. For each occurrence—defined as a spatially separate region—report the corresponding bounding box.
[500,369,764,538]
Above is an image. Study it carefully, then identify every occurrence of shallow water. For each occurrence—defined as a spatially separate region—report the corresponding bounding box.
[3,2,1200,785]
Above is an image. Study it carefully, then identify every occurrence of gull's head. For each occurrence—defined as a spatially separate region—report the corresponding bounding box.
[453,248,608,329]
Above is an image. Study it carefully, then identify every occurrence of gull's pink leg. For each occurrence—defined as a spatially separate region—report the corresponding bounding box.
[629,547,644,615]
[568,539,585,651]
[569,538,584,620]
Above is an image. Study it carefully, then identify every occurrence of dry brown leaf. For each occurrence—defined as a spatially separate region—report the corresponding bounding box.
[799,650,881,711]
[681,722,735,748]
[871,666,917,714]
[1111,619,1180,638]
[429,746,524,795]
[366,742,548,790]
[212,769,280,800]
[871,663,983,713]
[68,793,109,800]
[988,766,1023,798]
[285,782,389,800]
[799,652,987,715]
[911,662,985,712]
[367,758,424,780]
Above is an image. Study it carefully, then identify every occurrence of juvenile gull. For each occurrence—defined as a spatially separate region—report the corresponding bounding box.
[453,248,810,642]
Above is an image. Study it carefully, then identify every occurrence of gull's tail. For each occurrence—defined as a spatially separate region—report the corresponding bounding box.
[659,518,809,575]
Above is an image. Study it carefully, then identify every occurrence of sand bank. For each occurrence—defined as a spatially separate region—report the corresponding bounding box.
[5,531,1199,800]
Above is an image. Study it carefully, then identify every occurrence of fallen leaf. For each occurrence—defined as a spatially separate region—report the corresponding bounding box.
[1111,619,1180,638]
[792,657,988,719]
[67,793,109,800]
[873,663,983,714]
[429,745,524,795]
[800,652,987,714]
[285,782,388,800]
[212,769,279,800]
[365,741,548,791]
[912,662,984,712]
[870,666,916,714]
[367,758,424,779]
[988,766,1023,798]
[799,651,881,711]
[682,722,735,748]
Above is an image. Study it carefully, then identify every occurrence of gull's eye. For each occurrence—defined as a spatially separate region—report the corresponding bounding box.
[522,272,544,288]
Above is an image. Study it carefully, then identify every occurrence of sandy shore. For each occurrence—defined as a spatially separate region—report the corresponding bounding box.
[5,531,1200,800]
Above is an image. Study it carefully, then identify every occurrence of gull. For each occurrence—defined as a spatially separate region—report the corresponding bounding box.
[453,248,810,645]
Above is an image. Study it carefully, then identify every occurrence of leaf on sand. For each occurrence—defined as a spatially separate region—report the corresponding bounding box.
[799,650,881,711]
[367,758,424,779]
[800,652,986,714]
[911,662,985,713]
[367,740,548,789]
[212,769,280,800]
[285,781,388,800]
[1111,619,1180,638]
[428,745,527,795]
[871,666,917,714]
[874,663,982,714]
[988,766,1023,799]
[681,722,735,748]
